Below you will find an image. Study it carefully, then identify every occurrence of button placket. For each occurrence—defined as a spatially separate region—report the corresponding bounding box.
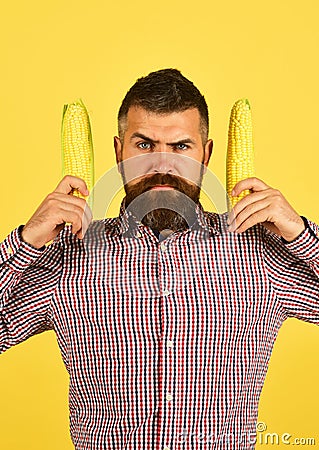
[157,231,175,448]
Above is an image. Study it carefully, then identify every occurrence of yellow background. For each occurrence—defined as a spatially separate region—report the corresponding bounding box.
[1,0,319,448]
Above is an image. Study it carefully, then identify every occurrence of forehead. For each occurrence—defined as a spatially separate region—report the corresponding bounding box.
[124,106,202,141]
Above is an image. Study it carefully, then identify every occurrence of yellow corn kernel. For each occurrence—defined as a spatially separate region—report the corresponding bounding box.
[226,98,254,212]
[61,99,94,209]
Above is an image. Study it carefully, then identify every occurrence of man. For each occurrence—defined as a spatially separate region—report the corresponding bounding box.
[1,68,318,449]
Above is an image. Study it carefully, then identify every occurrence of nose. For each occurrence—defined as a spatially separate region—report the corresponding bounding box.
[152,151,175,174]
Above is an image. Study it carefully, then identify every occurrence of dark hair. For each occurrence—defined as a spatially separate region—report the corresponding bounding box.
[117,68,209,144]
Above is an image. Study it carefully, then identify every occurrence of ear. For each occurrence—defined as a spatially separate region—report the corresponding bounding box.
[202,139,213,174]
[114,136,122,166]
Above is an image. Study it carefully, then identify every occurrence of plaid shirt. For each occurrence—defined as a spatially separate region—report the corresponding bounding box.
[1,198,319,450]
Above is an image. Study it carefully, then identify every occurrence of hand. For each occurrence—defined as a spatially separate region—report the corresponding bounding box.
[21,175,93,249]
[227,177,305,242]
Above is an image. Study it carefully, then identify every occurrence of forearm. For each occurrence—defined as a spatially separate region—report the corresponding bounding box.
[264,215,319,324]
[0,225,62,353]
[0,225,46,293]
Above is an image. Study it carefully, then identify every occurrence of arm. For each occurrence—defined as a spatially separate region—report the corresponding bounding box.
[0,225,62,353]
[0,174,92,353]
[227,176,319,322]
[263,216,319,323]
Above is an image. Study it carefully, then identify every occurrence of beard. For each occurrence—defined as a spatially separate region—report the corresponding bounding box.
[123,171,203,233]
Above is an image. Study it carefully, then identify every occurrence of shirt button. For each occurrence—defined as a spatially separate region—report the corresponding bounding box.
[7,246,13,255]
[166,393,173,401]
[164,447,170,450]
[167,340,173,348]
[163,289,170,297]
[136,231,142,238]
[160,243,167,251]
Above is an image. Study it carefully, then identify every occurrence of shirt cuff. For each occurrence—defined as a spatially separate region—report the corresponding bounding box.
[0,224,46,271]
[278,216,319,262]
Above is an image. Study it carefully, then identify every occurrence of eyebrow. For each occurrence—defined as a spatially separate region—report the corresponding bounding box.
[129,132,196,146]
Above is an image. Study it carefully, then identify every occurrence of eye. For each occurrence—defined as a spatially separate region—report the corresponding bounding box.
[137,142,152,150]
[175,143,189,150]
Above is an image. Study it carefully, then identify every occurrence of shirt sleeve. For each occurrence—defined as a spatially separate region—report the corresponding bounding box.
[0,225,63,353]
[263,215,319,325]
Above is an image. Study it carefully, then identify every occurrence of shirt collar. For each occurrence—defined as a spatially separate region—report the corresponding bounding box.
[113,197,221,238]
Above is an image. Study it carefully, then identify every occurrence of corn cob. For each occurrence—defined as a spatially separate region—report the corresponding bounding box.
[226,98,254,212]
[61,98,94,209]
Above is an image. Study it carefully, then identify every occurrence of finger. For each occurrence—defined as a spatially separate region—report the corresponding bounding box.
[46,192,89,210]
[232,177,270,197]
[56,208,84,235]
[76,202,93,236]
[228,190,272,225]
[228,198,272,231]
[46,194,89,219]
[231,205,273,233]
[75,203,92,236]
[54,175,89,196]
[76,204,93,239]
[56,202,91,235]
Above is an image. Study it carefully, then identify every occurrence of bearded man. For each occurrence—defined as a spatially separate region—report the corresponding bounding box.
[1,68,318,450]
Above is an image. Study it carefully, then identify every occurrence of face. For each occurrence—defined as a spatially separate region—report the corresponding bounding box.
[114,106,213,232]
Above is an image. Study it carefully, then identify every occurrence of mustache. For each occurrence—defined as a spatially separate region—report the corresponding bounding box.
[123,172,202,209]
[131,173,193,191]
